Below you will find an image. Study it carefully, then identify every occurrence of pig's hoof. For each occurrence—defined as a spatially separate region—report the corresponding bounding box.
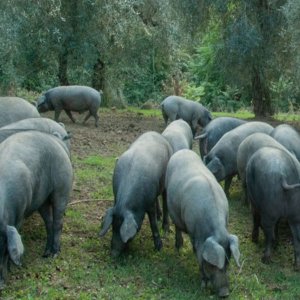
[218,287,229,298]
[200,280,207,289]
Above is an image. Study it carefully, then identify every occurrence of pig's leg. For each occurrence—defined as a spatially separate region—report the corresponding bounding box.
[175,226,183,250]
[54,109,62,122]
[251,207,260,243]
[39,201,53,257]
[83,111,92,124]
[224,175,233,198]
[162,190,169,233]
[64,110,76,123]
[147,203,162,251]
[261,221,275,264]
[51,194,68,256]
[289,223,300,270]
[88,109,99,127]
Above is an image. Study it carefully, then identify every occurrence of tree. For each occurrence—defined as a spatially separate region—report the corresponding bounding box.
[176,1,293,116]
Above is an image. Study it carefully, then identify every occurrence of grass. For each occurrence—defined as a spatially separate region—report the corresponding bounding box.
[1,109,300,299]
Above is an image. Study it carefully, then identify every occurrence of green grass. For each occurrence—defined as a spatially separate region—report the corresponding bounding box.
[126,106,162,117]
[213,110,255,119]
[4,155,300,299]
[274,112,300,122]
[73,155,115,200]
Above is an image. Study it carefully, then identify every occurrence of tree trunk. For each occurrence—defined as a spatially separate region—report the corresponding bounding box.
[251,65,273,117]
[58,47,69,86]
[92,58,126,108]
[92,58,105,91]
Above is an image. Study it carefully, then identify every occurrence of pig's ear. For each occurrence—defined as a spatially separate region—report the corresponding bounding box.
[207,157,222,174]
[120,213,138,243]
[202,237,225,269]
[229,234,240,267]
[99,207,114,237]
[6,226,24,266]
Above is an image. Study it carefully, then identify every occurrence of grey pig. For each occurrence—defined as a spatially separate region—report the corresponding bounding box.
[0,131,72,288]
[1,117,71,152]
[204,121,273,197]
[194,117,246,158]
[237,132,293,203]
[271,124,300,161]
[166,149,240,298]
[36,85,102,127]
[246,146,300,268]
[160,96,212,136]
[0,97,40,127]
[100,131,173,257]
[162,119,193,153]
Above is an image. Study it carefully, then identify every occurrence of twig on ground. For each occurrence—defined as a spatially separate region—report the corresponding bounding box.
[68,199,113,205]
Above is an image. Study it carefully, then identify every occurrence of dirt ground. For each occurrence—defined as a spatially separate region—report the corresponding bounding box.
[59,109,166,157]
[49,108,300,157]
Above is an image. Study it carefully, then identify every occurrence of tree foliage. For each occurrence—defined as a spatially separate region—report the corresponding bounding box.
[0,0,299,114]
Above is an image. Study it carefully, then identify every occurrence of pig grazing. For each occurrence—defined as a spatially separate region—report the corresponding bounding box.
[0,97,40,127]
[195,117,246,158]
[204,121,273,196]
[0,117,71,152]
[100,131,173,257]
[162,119,193,153]
[36,85,102,127]
[237,133,292,203]
[271,124,300,161]
[166,149,240,297]
[0,131,72,287]
[160,96,212,136]
[246,146,300,268]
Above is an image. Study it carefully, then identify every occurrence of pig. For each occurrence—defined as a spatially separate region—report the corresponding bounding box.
[99,131,173,257]
[160,96,212,136]
[166,149,240,297]
[0,117,71,152]
[162,119,193,153]
[194,117,246,158]
[204,121,274,197]
[36,85,102,127]
[237,133,293,203]
[246,146,300,268]
[271,124,300,161]
[0,130,73,288]
[0,97,40,127]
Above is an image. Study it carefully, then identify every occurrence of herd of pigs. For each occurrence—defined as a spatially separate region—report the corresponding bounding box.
[0,86,299,297]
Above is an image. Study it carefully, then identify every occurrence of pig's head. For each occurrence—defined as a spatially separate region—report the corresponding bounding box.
[0,225,24,289]
[36,94,52,113]
[204,155,225,182]
[99,207,138,257]
[193,107,212,130]
[197,235,240,298]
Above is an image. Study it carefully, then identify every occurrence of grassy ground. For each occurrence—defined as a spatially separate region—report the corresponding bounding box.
[1,109,300,299]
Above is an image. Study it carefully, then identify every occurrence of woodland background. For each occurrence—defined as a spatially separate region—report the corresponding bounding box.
[0,1,300,116]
